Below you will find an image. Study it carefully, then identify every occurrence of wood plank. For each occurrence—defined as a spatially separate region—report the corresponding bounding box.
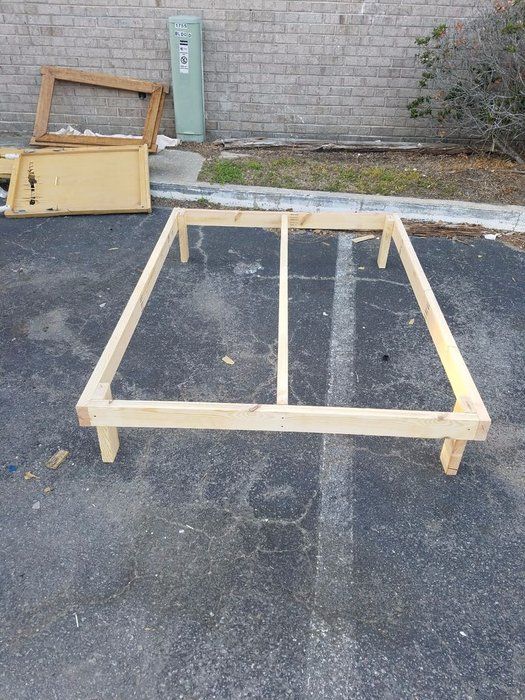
[31,134,148,148]
[352,234,376,244]
[440,438,467,475]
[32,72,55,138]
[138,143,150,211]
[216,137,474,156]
[177,210,189,262]
[76,208,181,409]
[6,156,22,209]
[151,90,166,151]
[81,400,481,440]
[184,209,386,231]
[391,216,490,435]
[94,384,120,462]
[142,86,163,150]
[392,216,434,305]
[5,144,151,218]
[377,215,394,268]
[44,65,165,94]
[277,214,289,404]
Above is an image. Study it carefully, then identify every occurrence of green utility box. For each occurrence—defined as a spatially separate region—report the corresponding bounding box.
[168,16,205,142]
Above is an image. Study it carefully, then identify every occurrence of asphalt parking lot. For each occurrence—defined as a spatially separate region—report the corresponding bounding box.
[1,207,523,698]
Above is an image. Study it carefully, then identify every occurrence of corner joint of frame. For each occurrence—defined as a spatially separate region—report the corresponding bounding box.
[174,206,186,222]
[456,395,491,441]
[474,414,491,441]
[76,403,92,427]
[93,382,112,400]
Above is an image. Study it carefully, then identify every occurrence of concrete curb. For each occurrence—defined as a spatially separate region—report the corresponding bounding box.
[150,181,525,233]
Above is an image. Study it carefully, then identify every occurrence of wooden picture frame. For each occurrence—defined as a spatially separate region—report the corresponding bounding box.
[30,66,169,154]
[76,209,491,476]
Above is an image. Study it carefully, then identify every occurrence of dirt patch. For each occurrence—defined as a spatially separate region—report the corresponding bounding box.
[190,145,524,206]
[178,142,221,160]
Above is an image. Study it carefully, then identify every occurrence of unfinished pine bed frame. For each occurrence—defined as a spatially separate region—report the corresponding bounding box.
[76,209,490,476]
[30,66,169,153]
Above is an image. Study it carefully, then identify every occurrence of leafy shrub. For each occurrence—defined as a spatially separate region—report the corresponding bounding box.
[408,1,525,162]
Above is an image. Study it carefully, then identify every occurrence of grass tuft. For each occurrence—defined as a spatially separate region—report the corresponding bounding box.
[205,160,246,185]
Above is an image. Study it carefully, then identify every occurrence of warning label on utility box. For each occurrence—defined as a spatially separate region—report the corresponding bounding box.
[179,40,189,74]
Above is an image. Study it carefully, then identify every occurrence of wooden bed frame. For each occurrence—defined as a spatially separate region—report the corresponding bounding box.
[30,66,169,153]
[76,208,490,475]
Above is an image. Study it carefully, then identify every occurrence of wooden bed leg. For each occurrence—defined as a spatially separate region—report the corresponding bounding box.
[377,215,394,269]
[440,438,467,476]
[95,384,120,462]
[178,210,189,263]
[97,424,120,463]
[440,399,468,475]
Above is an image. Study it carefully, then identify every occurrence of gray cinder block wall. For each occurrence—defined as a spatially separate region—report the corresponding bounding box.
[0,1,482,142]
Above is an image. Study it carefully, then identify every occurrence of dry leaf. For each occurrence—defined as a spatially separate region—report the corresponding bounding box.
[408,318,415,325]
[24,471,39,481]
[43,486,54,495]
[46,449,69,470]
[222,355,235,365]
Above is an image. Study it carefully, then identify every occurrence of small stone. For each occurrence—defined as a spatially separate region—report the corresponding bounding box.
[32,501,41,511]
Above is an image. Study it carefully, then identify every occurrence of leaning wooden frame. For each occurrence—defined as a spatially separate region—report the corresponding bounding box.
[30,66,169,153]
[76,208,491,476]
